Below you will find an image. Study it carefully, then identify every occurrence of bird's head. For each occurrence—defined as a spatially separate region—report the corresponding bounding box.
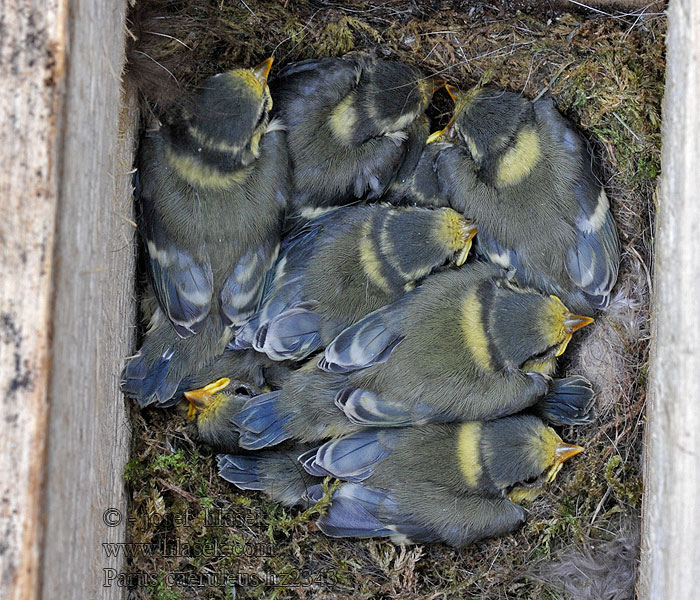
[331,60,441,145]
[480,415,583,497]
[491,286,593,374]
[164,57,275,184]
[183,377,253,424]
[460,280,593,375]
[363,61,441,132]
[427,87,541,187]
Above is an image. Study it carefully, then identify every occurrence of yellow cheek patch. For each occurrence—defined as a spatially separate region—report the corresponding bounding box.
[436,209,477,266]
[555,333,573,357]
[495,126,541,187]
[166,147,251,188]
[539,295,569,346]
[359,220,393,294]
[236,69,265,98]
[457,422,483,488]
[328,93,358,145]
[541,426,563,455]
[198,393,228,425]
[460,291,493,371]
[249,128,263,159]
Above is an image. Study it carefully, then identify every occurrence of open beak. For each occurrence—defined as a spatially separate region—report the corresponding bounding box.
[548,296,594,357]
[546,441,584,483]
[426,85,462,144]
[426,116,455,144]
[455,221,478,267]
[444,83,459,102]
[183,377,231,421]
[253,57,274,84]
[426,77,446,96]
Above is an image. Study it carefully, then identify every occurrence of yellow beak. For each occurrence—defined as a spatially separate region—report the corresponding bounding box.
[546,441,584,483]
[426,77,446,96]
[426,116,455,144]
[553,313,594,358]
[444,83,459,102]
[425,84,462,144]
[253,57,274,84]
[183,377,231,421]
[455,221,478,267]
[564,313,595,334]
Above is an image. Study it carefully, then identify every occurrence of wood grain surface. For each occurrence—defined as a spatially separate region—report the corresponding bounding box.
[640,0,700,598]
[40,0,137,596]
[0,1,66,598]
[0,0,136,599]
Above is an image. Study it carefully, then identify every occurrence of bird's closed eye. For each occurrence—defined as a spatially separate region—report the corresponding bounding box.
[522,344,559,367]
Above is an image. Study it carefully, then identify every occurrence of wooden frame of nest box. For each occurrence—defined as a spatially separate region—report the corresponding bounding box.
[0,1,697,599]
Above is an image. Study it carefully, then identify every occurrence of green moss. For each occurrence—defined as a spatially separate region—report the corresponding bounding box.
[149,575,186,600]
[605,455,644,507]
[264,477,339,538]
[124,2,663,598]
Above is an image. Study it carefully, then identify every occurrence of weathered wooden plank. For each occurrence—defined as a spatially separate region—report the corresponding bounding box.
[0,0,135,598]
[640,0,700,598]
[40,0,137,598]
[0,1,65,598]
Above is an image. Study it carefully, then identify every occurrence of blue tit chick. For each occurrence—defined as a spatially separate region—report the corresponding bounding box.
[176,348,292,395]
[233,262,594,450]
[226,415,583,546]
[218,445,322,507]
[183,377,256,450]
[428,85,620,316]
[232,204,477,362]
[121,58,290,408]
[271,55,441,213]
[302,417,583,545]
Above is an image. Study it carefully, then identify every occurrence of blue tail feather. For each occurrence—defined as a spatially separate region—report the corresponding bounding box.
[315,484,396,539]
[217,455,266,490]
[121,349,179,408]
[534,375,595,425]
[233,391,293,450]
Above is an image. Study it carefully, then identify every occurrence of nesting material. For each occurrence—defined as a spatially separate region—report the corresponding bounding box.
[123,2,663,598]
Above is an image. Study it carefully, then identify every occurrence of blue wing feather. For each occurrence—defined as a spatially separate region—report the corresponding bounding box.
[312,484,445,542]
[233,391,293,450]
[253,302,323,361]
[535,98,620,307]
[319,296,411,373]
[333,387,442,426]
[120,346,180,408]
[304,429,398,482]
[231,209,340,359]
[220,239,279,327]
[140,195,213,338]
